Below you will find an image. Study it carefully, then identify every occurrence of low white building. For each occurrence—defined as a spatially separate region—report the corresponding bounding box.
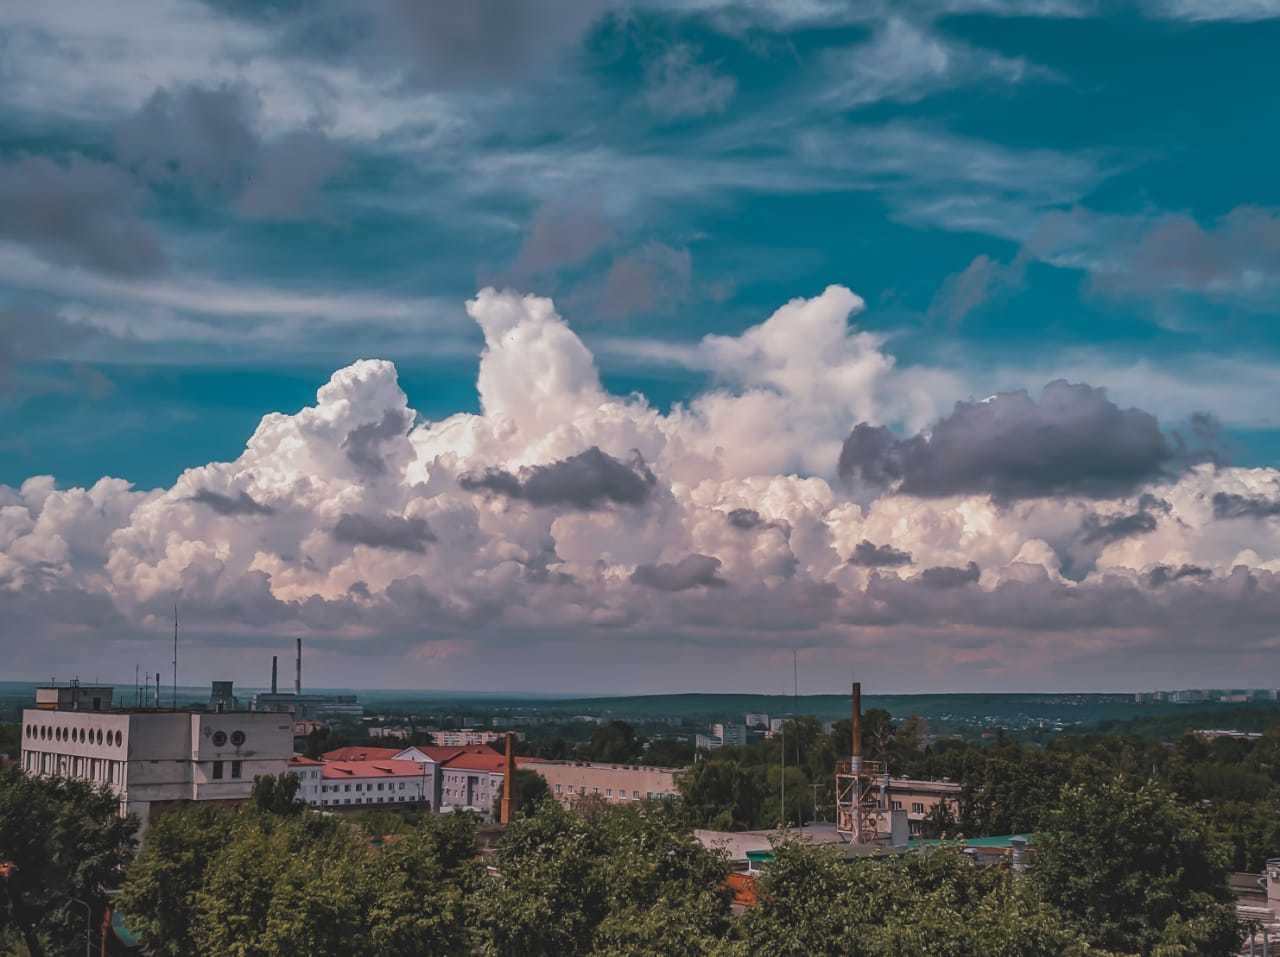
[290,756,432,809]
[21,701,293,830]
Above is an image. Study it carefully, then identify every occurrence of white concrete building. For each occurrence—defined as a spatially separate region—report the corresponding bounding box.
[712,723,747,747]
[289,756,432,809]
[21,705,293,829]
[437,749,504,818]
[744,713,770,729]
[430,728,521,748]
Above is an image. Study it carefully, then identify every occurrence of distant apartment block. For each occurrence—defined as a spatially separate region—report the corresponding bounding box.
[712,723,747,747]
[744,713,770,729]
[431,728,523,747]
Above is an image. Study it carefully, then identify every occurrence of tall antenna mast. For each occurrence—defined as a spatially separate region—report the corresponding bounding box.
[173,601,179,710]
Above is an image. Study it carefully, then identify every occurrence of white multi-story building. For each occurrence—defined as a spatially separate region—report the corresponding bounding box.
[712,723,747,747]
[21,697,293,830]
[521,758,681,805]
[437,749,504,818]
[289,756,432,809]
[744,713,770,729]
[430,728,522,748]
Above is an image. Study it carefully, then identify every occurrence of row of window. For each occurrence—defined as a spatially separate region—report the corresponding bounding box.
[552,784,671,800]
[24,750,124,784]
[890,800,928,814]
[319,781,409,793]
[210,760,242,781]
[26,724,123,747]
[315,795,422,806]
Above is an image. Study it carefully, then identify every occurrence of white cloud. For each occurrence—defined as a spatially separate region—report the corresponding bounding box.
[7,286,1280,690]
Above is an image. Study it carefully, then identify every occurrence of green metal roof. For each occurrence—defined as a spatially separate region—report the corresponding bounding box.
[908,834,1031,849]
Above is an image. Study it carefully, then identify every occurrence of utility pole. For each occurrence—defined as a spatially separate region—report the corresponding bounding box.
[779,723,786,829]
[172,602,179,710]
[811,781,822,823]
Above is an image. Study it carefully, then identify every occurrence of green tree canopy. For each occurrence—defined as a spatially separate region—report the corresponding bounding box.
[0,767,137,957]
[1032,776,1239,957]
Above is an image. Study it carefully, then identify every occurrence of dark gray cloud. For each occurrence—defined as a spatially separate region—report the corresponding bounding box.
[1213,491,1280,520]
[460,447,657,509]
[849,540,913,567]
[726,508,763,530]
[1146,563,1210,587]
[0,154,163,275]
[1079,495,1170,545]
[600,242,693,320]
[235,130,347,221]
[511,203,615,279]
[188,489,275,516]
[116,82,258,191]
[838,380,1177,500]
[631,554,726,591]
[919,561,980,588]
[363,0,610,89]
[331,512,436,552]
[343,409,412,475]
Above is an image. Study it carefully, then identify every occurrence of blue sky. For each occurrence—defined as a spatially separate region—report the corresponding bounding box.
[4,1,1280,692]
[4,1,1279,487]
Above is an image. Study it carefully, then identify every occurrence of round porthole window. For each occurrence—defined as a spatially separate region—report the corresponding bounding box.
[230,730,246,747]
[115,730,123,747]
[96,729,104,745]
[212,730,228,747]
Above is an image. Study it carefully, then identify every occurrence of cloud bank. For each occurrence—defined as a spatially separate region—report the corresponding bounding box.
[4,286,1280,690]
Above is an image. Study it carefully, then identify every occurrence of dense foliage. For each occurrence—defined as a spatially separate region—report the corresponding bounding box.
[0,767,137,957]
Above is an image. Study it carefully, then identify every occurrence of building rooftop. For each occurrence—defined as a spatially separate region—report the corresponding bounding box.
[321,746,403,762]
[443,750,507,772]
[319,760,428,779]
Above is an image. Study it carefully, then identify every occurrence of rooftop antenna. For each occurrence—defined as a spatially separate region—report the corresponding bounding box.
[173,601,179,710]
[143,672,149,709]
[135,664,140,708]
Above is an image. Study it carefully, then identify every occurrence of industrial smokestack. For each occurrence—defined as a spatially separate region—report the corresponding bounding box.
[295,638,302,696]
[271,656,278,695]
[851,681,862,772]
[500,732,518,826]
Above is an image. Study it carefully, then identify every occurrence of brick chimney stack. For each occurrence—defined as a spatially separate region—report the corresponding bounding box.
[500,732,518,825]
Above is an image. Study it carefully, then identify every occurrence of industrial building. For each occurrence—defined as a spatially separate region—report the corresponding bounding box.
[249,639,363,719]
[20,684,293,831]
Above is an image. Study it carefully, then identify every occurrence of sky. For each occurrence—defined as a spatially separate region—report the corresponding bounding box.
[4,0,1280,694]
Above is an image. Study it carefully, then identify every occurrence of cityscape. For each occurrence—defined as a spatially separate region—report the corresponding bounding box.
[5,1,1280,955]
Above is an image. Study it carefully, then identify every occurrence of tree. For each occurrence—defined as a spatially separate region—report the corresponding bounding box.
[469,799,731,956]
[0,767,137,957]
[1033,776,1239,957]
[116,804,237,956]
[585,721,642,764]
[491,768,550,819]
[251,772,304,815]
[736,839,1100,957]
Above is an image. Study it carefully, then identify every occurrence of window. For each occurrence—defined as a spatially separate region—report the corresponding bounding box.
[231,731,246,746]
[911,803,925,815]
[632,790,640,798]
[892,801,902,810]
[212,730,228,747]
[231,761,242,779]
[212,761,224,780]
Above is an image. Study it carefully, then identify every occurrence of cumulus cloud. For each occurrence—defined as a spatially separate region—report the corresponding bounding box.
[631,554,726,591]
[6,286,1280,689]
[460,447,657,509]
[0,155,163,275]
[849,540,913,567]
[839,380,1178,500]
